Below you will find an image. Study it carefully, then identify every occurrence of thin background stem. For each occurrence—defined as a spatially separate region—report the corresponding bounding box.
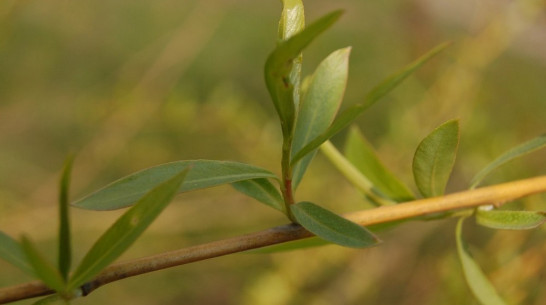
[1,175,546,304]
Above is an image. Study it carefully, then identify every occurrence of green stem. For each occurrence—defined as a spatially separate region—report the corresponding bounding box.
[281,134,296,221]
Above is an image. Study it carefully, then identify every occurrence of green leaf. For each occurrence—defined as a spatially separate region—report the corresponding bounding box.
[278,0,304,41]
[232,178,284,212]
[291,42,450,165]
[32,294,68,305]
[265,10,343,136]
[278,0,304,110]
[58,155,74,281]
[68,169,188,291]
[320,141,395,206]
[290,201,380,248]
[73,160,277,210]
[470,134,546,189]
[456,218,507,305]
[21,236,66,293]
[344,126,414,202]
[476,209,546,230]
[292,47,351,187]
[0,231,33,276]
[412,120,459,198]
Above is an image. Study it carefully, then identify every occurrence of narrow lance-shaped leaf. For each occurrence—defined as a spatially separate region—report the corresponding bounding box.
[320,140,395,207]
[265,10,343,136]
[21,236,66,293]
[0,231,33,276]
[476,209,546,230]
[290,201,380,248]
[413,120,459,198]
[456,218,507,305]
[232,178,285,213]
[291,47,351,188]
[31,294,66,305]
[278,0,304,110]
[68,169,189,291]
[58,155,74,281]
[470,134,546,189]
[73,160,278,210]
[291,42,451,165]
[344,126,414,202]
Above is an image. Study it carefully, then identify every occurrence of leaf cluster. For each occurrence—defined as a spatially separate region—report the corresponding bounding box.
[1,1,545,304]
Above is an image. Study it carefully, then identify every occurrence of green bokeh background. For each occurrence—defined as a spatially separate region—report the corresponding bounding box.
[1,0,545,304]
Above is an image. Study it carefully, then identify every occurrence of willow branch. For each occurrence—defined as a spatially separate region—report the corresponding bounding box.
[1,175,546,304]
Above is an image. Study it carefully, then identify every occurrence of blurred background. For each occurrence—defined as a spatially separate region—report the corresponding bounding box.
[1,0,545,304]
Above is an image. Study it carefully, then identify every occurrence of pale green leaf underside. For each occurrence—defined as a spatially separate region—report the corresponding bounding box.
[470,134,546,189]
[413,120,459,198]
[265,10,342,135]
[232,178,284,212]
[73,160,277,210]
[0,231,33,276]
[290,201,380,248]
[292,47,351,188]
[456,218,507,305]
[68,169,188,290]
[21,236,66,293]
[291,42,451,165]
[278,0,304,41]
[344,126,414,202]
[476,209,546,230]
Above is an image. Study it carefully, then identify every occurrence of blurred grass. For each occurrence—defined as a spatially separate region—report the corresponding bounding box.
[1,0,545,304]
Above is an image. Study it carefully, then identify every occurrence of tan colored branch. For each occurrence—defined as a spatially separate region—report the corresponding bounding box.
[1,175,546,304]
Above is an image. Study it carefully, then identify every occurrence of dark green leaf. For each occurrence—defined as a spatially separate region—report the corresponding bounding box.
[413,120,459,198]
[470,134,546,189]
[232,178,284,212]
[73,160,277,210]
[68,169,188,291]
[58,155,74,281]
[456,218,507,305]
[290,201,380,248]
[291,42,450,165]
[292,47,351,187]
[21,236,66,293]
[0,231,33,275]
[265,10,343,135]
[344,126,414,202]
[476,209,546,230]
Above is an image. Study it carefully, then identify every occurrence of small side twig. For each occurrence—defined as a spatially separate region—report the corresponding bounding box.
[1,175,546,304]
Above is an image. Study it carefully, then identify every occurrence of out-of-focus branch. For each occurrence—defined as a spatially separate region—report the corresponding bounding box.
[1,175,546,304]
